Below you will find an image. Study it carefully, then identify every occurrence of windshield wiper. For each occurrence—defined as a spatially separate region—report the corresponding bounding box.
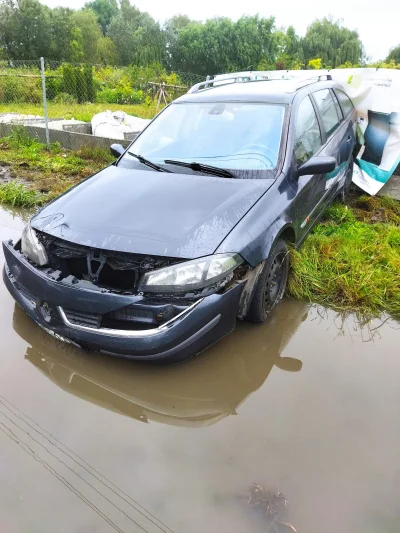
[164,160,237,179]
[128,152,172,173]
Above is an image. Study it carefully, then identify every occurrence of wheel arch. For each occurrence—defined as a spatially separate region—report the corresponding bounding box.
[260,221,297,265]
[277,225,296,247]
[237,222,296,319]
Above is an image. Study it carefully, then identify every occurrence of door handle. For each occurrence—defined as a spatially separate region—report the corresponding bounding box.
[346,136,352,143]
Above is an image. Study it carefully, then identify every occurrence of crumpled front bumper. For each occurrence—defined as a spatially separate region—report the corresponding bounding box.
[2,240,243,363]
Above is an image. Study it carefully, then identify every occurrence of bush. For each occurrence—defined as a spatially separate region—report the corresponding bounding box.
[84,64,95,102]
[0,76,42,103]
[93,66,126,88]
[126,63,177,90]
[0,77,22,102]
[62,64,76,97]
[46,76,63,100]
[54,92,78,105]
[75,67,86,103]
[96,86,144,104]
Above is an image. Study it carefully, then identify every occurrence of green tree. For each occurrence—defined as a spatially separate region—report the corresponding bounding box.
[97,36,118,65]
[386,45,400,64]
[107,2,163,66]
[272,27,304,69]
[68,26,84,63]
[0,0,52,59]
[301,18,364,68]
[233,16,276,72]
[170,15,276,75]
[85,0,118,35]
[72,9,103,63]
[48,7,76,61]
[164,14,193,70]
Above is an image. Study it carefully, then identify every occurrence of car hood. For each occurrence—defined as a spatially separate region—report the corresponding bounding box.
[31,165,272,258]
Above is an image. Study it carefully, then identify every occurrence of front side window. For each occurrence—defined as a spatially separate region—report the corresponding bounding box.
[335,89,355,117]
[294,96,322,164]
[313,89,341,137]
[121,102,286,175]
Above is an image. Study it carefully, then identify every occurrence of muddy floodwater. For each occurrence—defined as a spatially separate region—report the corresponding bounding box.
[1,205,400,533]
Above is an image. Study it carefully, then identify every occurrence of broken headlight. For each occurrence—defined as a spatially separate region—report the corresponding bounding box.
[21,222,48,266]
[138,253,243,293]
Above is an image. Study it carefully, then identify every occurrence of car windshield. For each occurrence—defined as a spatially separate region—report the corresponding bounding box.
[122,102,286,176]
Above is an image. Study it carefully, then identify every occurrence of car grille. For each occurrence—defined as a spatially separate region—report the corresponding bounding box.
[63,309,102,329]
[38,234,181,294]
[106,307,155,324]
[63,306,171,331]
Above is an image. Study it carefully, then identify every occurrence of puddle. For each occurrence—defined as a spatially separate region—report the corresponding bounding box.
[1,206,400,533]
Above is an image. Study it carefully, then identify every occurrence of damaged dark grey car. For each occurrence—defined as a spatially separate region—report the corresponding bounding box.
[3,75,356,363]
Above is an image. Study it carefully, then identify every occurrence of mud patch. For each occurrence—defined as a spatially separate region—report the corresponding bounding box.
[0,164,32,188]
[348,193,400,224]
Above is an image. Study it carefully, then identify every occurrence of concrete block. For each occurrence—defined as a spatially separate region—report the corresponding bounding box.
[378,175,400,200]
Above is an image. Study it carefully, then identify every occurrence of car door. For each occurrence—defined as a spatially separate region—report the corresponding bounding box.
[290,94,327,241]
[311,88,351,207]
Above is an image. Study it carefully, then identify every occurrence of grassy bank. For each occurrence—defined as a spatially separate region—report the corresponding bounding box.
[0,130,113,206]
[0,102,158,122]
[0,132,399,318]
[288,197,400,318]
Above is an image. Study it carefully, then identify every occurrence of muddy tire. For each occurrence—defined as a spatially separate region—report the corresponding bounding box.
[245,239,290,323]
[339,157,354,203]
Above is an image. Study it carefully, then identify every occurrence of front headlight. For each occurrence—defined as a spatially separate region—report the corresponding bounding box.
[21,222,49,266]
[138,253,243,293]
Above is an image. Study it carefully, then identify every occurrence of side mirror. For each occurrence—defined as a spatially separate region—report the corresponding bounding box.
[297,156,336,177]
[110,143,125,158]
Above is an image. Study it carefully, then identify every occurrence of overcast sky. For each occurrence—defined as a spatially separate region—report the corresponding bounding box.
[42,0,398,61]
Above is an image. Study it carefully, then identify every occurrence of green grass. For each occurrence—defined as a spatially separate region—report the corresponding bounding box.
[0,101,158,122]
[0,128,113,201]
[0,180,43,207]
[288,200,400,318]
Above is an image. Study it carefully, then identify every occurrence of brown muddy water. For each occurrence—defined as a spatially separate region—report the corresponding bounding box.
[0,205,400,533]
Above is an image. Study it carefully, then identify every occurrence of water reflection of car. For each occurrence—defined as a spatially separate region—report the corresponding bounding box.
[3,74,356,363]
[14,300,308,427]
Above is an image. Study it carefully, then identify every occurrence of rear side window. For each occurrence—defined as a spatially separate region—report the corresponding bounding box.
[313,89,341,137]
[335,89,355,117]
[294,96,322,164]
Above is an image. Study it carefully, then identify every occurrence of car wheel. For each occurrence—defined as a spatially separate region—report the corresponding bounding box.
[245,239,290,323]
[340,157,354,203]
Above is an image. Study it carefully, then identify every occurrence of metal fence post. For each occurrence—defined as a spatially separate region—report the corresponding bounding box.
[40,57,50,150]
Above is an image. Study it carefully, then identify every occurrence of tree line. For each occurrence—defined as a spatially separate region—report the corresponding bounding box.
[0,0,399,74]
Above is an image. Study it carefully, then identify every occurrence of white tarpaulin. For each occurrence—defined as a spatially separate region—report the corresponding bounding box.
[331,69,400,195]
[91,110,150,141]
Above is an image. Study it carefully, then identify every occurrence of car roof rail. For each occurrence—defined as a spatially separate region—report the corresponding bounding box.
[187,72,333,94]
[294,73,333,90]
[187,73,269,94]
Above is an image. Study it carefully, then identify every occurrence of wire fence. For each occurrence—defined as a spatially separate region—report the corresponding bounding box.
[0,58,204,149]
